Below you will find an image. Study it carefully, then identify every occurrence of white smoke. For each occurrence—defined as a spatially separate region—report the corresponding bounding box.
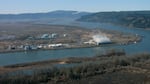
[92,35,111,44]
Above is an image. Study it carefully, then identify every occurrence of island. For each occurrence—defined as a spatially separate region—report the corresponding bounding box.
[0,23,141,53]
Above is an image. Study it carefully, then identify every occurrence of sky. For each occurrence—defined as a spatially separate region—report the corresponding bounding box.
[0,0,149,14]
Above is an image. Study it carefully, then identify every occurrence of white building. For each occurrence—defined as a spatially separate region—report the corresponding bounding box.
[48,43,63,48]
[41,34,49,39]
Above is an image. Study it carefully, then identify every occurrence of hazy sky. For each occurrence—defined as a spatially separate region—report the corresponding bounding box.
[0,0,149,14]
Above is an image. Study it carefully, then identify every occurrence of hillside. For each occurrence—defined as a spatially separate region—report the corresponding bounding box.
[0,10,90,21]
[0,52,150,84]
[78,11,150,29]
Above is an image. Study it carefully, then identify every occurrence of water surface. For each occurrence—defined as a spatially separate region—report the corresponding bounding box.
[0,20,150,66]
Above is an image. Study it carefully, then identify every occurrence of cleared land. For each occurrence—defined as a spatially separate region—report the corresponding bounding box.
[0,23,141,52]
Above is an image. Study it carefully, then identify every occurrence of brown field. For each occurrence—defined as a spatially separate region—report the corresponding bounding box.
[0,23,141,52]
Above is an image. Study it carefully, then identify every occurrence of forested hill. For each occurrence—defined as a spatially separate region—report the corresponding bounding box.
[78,11,150,29]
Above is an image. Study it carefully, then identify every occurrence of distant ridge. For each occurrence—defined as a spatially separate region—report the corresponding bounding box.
[0,10,90,20]
[78,11,150,29]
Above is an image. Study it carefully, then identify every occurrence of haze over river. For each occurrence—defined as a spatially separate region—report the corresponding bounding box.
[0,20,150,66]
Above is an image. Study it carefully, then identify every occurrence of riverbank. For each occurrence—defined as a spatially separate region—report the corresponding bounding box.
[0,36,141,54]
[0,41,138,54]
[0,51,149,84]
[0,44,98,54]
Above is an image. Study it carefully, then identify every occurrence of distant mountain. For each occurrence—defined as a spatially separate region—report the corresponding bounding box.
[0,10,90,21]
[78,11,150,29]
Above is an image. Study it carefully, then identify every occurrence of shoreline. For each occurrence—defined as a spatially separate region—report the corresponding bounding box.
[0,40,141,54]
[0,50,127,74]
[0,51,149,78]
[0,44,110,54]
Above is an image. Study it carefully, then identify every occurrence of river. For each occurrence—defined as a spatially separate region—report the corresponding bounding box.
[0,20,150,66]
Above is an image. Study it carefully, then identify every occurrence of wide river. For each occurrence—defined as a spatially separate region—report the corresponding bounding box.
[0,20,150,66]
